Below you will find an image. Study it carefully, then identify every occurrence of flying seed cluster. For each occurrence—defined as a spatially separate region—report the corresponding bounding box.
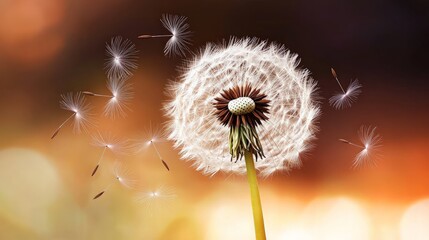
[52,14,190,201]
[51,11,385,205]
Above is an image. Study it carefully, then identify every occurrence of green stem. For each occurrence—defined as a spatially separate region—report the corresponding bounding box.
[244,150,266,240]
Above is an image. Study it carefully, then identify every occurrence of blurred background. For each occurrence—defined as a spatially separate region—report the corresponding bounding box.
[0,0,428,239]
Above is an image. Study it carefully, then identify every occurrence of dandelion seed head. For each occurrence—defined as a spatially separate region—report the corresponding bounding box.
[329,79,362,110]
[116,176,123,183]
[59,92,94,134]
[353,126,382,167]
[91,132,132,156]
[136,185,177,214]
[114,56,121,64]
[113,161,137,189]
[132,124,166,153]
[104,76,134,119]
[164,38,320,176]
[214,85,270,159]
[227,96,256,115]
[161,14,192,57]
[105,36,138,79]
[150,191,159,197]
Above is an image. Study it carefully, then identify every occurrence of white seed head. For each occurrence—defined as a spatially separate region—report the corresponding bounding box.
[104,76,134,119]
[136,185,177,214]
[105,36,138,79]
[113,161,137,189]
[329,79,362,109]
[353,125,382,167]
[131,124,167,154]
[60,92,94,134]
[91,131,133,156]
[161,14,192,57]
[228,97,255,115]
[164,38,320,176]
[114,56,121,65]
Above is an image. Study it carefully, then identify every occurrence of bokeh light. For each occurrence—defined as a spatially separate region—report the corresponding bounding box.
[0,0,65,63]
[0,148,61,236]
[300,197,371,240]
[196,184,254,240]
[400,198,429,240]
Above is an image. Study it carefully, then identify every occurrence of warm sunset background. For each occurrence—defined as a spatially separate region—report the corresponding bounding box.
[0,0,428,239]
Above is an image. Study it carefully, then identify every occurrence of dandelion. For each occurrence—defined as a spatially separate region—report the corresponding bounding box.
[136,185,177,214]
[138,14,192,57]
[51,92,93,139]
[90,132,132,176]
[339,125,382,167]
[214,84,270,161]
[164,38,320,240]
[105,36,138,79]
[133,123,170,171]
[83,76,134,119]
[329,68,362,109]
[93,161,137,200]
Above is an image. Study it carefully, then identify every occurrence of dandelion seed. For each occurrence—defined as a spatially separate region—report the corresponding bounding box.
[105,36,138,79]
[138,14,192,57]
[83,76,134,119]
[113,161,137,189]
[339,125,382,167]
[93,161,137,200]
[136,185,176,214]
[93,191,105,200]
[51,92,93,139]
[164,38,320,239]
[329,68,362,109]
[90,132,132,176]
[161,160,170,171]
[150,140,170,171]
[133,123,170,171]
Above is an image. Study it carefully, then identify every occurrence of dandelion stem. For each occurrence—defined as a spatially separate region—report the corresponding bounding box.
[331,68,346,94]
[151,141,162,159]
[244,150,266,240]
[93,94,113,98]
[82,91,113,98]
[138,34,173,39]
[98,147,107,164]
[92,147,107,176]
[151,141,170,171]
[339,139,365,149]
[51,112,76,139]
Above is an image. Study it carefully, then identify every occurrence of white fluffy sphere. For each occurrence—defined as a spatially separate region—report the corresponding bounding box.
[164,38,320,176]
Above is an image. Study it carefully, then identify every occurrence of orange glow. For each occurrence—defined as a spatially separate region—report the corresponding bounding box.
[400,199,429,240]
[300,197,370,240]
[0,0,65,63]
[0,1,428,239]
